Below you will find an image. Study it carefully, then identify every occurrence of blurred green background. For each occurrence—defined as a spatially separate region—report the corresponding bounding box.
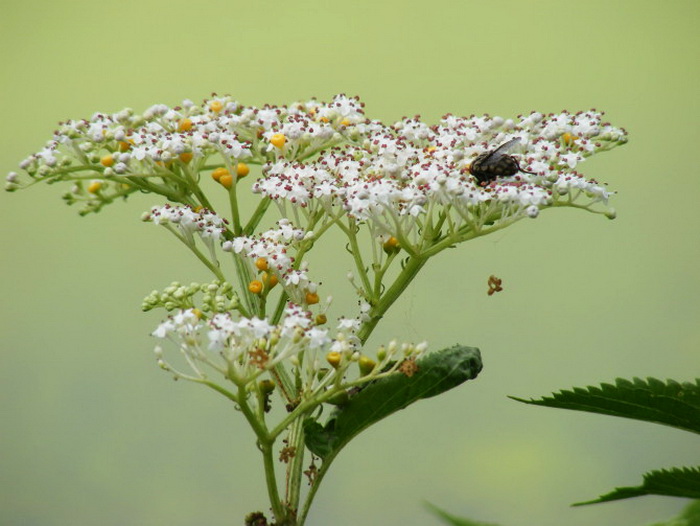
[1,1,698,525]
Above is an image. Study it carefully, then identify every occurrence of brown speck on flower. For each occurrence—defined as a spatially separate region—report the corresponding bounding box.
[304,458,319,485]
[279,446,296,463]
[487,275,503,296]
[398,356,419,377]
[248,348,269,369]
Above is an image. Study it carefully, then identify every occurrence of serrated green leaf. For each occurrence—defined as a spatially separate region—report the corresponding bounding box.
[510,377,700,434]
[304,345,482,459]
[647,500,700,526]
[574,467,700,505]
[425,502,502,526]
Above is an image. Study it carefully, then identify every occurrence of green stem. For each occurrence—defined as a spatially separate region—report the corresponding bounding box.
[167,227,227,282]
[285,416,307,518]
[261,440,286,523]
[340,220,373,300]
[297,450,338,526]
[228,181,242,236]
[244,198,273,235]
[234,384,286,522]
[357,254,428,344]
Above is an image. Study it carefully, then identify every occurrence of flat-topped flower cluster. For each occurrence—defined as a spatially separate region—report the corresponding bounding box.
[7,92,628,393]
[7,95,626,235]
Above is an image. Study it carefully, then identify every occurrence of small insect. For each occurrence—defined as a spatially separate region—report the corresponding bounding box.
[468,137,536,185]
[487,275,503,296]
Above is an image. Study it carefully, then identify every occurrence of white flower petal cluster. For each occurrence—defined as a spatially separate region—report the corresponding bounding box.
[152,304,328,384]
[144,204,228,259]
[12,94,364,184]
[151,302,422,394]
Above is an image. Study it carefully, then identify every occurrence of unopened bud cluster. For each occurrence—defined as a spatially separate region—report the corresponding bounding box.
[142,280,238,314]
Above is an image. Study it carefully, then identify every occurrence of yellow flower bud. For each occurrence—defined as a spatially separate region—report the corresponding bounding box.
[270,133,286,149]
[358,355,376,376]
[305,291,320,305]
[382,236,400,255]
[211,167,229,182]
[326,351,342,369]
[255,257,269,271]
[259,379,276,395]
[262,272,278,289]
[177,118,193,132]
[236,162,250,178]
[219,174,233,189]
[248,280,263,294]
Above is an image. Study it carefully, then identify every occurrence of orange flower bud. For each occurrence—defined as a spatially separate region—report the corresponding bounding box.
[248,280,263,294]
[211,167,229,182]
[262,272,278,288]
[177,118,193,132]
[236,162,250,178]
[219,174,234,189]
[305,291,320,305]
[255,257,269,271]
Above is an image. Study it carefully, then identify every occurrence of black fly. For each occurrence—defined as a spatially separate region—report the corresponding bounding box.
[468,138,536,185]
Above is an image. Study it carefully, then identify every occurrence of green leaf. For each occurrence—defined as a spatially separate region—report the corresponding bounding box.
[304,345,482,459]
[425,502,502,526]
[647,500,700,526]
[574,467,700,505]
[510,377,700,434]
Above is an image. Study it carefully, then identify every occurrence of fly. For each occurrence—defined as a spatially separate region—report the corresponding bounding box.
[468,137,536,184]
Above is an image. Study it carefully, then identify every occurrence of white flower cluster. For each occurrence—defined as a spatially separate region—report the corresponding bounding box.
[255,110,626,245]
[222,219,318,302]
[143,204,228,260]
[10,93,364,181]
[152,302,425,395]
[7,94,625,238]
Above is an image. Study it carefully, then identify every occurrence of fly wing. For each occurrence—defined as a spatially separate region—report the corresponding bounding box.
[477,137,521,167]
[491,137,521,155]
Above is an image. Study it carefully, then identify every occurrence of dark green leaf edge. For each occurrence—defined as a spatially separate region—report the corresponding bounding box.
[304,345,483,459]
[425,501,502,526]
[510,377,700,434]
[573,467,700,505]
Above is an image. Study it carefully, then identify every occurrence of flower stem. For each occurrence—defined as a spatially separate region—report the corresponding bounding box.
[357,254,428,344]
[285,416,307,517]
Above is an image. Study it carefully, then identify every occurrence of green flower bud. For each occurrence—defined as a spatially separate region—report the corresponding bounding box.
[358,355,376,376]
[259,379,275,395]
